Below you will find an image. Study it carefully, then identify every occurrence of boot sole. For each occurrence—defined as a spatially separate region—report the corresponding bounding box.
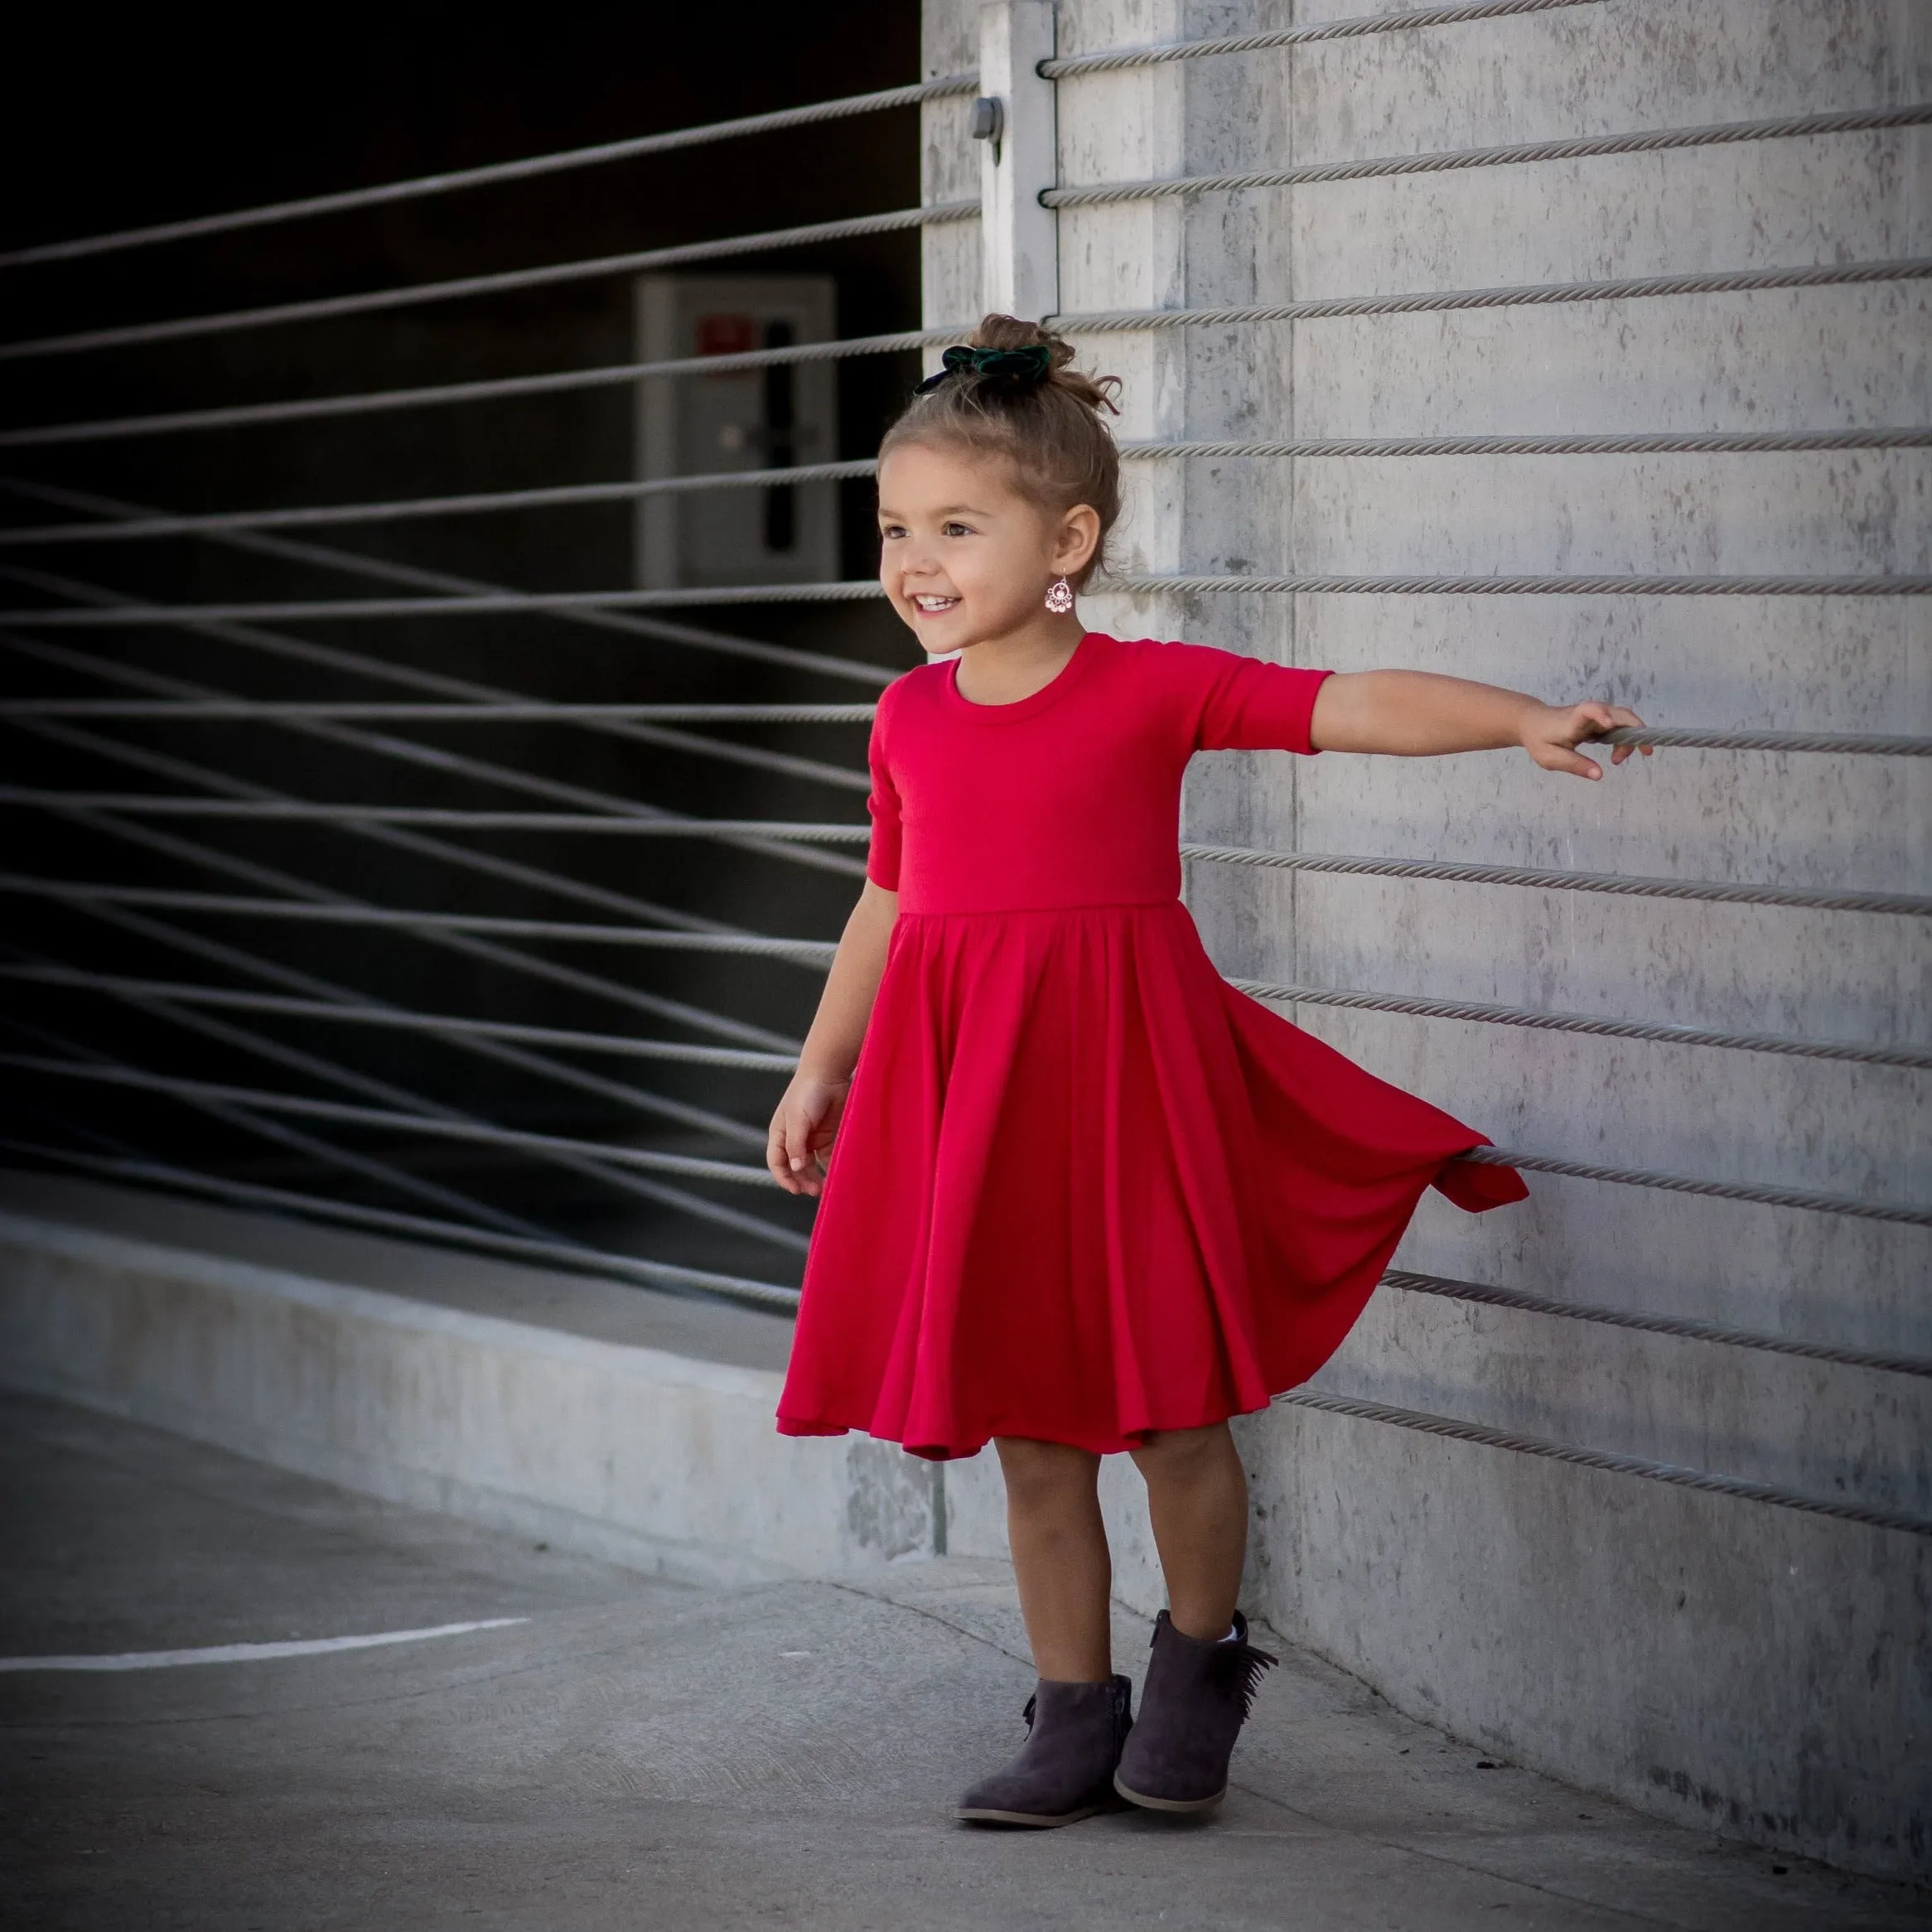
[956,1801,1108,1828]
[1112,1772,1226,1814]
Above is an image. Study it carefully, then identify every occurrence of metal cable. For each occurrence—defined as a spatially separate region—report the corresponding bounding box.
[1121,427,1932,459]
[16,883,1926,1205]
[1458,1145,1931,1227]
[91,946,770,1154]
[8,425,1929,543]
[0,478,896,696]
[6,952,804,1253]
[0,877,839,968]
[0,964,799,1072]
[0,329,965,452]
[11,705,1917,756]
[0,1052,777,1189]
[20,564,1932,630]
[18,885,805,1255]
[13,777,801,1053]
[1274,1389,1932,1537]
[0,1134,802,1314]
[0,698,878,724]
[0,464,884,547]
[0,775,795,1151]
[1382,1269,1932,1379]
[1185,842,1930,918]
[0,581,890,625]
[51,793,1905,921]
[1103,570,1932,598]
[1229,978,1930,1073]
[1,1011,553,1247]
[0,592,872,874]
[0,794,873,841]
[16,795,1920,1072]
[3,722,839,1019]
[0,204,980,363]
[2,643,868,848]
[1055,256,1932,332]
[12,802,1924,920]
[1047,103,1932,206]
[0,647,836,928]
[0,77,979,268]
[1593,726,1931,755]
[1043,0,1601,76]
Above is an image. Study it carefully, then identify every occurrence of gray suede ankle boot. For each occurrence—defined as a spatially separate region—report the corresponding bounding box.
[1113,1611,1277,1813]
[956,1674,1134,1828]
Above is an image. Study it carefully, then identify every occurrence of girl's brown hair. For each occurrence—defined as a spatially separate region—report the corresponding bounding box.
[879,314,1123,588]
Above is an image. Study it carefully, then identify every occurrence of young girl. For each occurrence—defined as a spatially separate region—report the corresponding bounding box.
[766,316,1648,1828]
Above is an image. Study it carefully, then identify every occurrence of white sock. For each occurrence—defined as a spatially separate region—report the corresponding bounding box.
[1219,1623,1239,1643]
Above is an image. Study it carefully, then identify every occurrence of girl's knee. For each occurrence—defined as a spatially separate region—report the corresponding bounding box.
[995,1435,1099,1507]
[1130,1422,1240,1480]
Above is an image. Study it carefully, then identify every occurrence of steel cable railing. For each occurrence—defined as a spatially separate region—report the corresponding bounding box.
[12,881,804,1253]
[1,805,814,1236]
[0,204,980,364]
[1046,103,1932,206]
[1054,256,1932,335]
[12,565,1931,630]
[3,1006,553,1243]
[0,964,800,1071]
[1273,1389,1932,1538]
[8,428,1931,547]
[8,856,1925,1224]
[0,1130,805,1311]
[1381,1269,1932,1380]
[3,22,1925,1546]
[2,625,870,806]
[0,476,897,694]
[2,959,802,1258]
[0,77,979,269]
[14,796,799,1054]
[0,331,972,452]
[7,796,1928,920]
[1040,0,1603,76]
[1,69,930,1300]
[0,1054,777,1186]
[0,649,857,925]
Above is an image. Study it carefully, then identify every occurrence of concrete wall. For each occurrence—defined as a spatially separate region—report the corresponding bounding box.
[924,0,1930,1881]
[0,1186,942,1589]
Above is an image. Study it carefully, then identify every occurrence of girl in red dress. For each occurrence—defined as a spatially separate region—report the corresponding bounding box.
[766,316,1649,1828]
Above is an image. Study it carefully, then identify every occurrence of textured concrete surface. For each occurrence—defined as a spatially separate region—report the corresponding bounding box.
[4,1392,1927,1932]
[923,0,1930,1878]
[0,1173,941,1589]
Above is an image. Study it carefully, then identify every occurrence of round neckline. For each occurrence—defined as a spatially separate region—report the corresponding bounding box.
[941,630,1099,722]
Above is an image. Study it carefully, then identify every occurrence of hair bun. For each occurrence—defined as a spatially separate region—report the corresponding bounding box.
[971,314,1120,418]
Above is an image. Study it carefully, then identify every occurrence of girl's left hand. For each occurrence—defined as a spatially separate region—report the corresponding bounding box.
[1521,702,1653,780]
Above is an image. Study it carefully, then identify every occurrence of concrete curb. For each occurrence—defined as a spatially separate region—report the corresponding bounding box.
[0,1210,945,1587]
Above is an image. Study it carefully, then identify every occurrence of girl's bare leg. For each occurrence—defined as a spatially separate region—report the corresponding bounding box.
[1128,1422,1249,1640]
[993,1436,1113,1681]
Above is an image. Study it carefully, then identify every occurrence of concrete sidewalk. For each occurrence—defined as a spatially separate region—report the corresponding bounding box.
[2,1394,1920,1931]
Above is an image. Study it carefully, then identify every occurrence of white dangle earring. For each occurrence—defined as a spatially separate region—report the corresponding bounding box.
[1044,576,1075,614]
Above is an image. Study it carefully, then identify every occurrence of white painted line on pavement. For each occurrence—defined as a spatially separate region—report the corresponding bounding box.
[0,1617,530,1673]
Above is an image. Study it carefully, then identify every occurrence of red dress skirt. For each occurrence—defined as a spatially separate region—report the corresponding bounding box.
[775,632,1524,1459]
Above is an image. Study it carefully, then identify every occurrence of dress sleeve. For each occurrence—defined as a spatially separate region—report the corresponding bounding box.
[863,701,902,891]
[1175,642,1333,754]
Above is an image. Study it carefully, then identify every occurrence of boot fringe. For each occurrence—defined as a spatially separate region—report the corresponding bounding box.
[1206,1638,1278,1719]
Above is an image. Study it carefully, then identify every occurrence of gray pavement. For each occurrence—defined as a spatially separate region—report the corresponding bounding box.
[0,1393,1922,1932]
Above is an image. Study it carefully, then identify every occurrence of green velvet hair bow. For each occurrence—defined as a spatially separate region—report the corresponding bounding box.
[915,343,1052,394]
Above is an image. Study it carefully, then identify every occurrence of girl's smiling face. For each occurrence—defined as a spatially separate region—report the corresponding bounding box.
[877,441,1099,654]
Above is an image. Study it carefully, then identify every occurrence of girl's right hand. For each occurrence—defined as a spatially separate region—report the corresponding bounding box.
[766,1073,850,1196]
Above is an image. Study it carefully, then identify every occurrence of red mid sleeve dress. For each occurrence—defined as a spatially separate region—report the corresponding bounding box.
[776,630,1525,1460]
